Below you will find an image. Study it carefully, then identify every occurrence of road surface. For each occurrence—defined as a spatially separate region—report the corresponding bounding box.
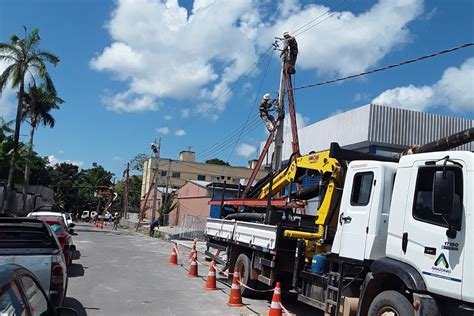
[64,223,317,315]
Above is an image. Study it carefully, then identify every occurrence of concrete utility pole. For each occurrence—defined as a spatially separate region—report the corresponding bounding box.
[272,48,287,172]
[150,138,161,224]
[123,163,130,219]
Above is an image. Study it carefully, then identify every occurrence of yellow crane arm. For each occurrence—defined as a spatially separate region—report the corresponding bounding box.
[258,150,341,199]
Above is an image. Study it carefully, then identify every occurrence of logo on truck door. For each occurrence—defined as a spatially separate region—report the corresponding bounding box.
[434,253,449,269]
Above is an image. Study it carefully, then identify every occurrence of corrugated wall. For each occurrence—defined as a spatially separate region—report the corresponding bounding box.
[368,104,473,151]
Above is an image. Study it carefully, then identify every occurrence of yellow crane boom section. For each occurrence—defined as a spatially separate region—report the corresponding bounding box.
[258,150,341,200]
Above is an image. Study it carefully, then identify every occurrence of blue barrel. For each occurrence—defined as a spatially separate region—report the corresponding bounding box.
[311,254,326,273]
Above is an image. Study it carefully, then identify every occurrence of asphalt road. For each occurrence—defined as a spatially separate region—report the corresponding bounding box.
[64,223,317,316]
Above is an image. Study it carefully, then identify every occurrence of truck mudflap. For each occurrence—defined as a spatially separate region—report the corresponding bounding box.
[413,293,440,316]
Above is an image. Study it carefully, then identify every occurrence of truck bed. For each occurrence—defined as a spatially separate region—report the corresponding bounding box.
[205,218,278,251]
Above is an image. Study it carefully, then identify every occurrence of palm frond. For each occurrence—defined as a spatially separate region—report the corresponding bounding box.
[0,42,21,57]
[41,72,56,96]
[0,64,15,94]
[36,50,60,66]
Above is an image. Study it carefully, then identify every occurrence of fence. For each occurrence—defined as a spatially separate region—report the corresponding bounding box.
[176,213,207,241]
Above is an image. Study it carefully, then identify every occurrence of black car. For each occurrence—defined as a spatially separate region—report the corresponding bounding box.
[0,264,77,316]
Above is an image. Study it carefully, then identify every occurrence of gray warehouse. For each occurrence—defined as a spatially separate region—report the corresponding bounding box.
[270,104,473,160]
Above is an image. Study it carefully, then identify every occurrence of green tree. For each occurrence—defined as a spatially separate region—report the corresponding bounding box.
[48,162,80,212]
[129,154,149,172]
[112,175,142,214]
[0,27,60,213]
[22,85,63,211]
[158,192,177,226]
[205,158,229,166]
[76,163,114,214]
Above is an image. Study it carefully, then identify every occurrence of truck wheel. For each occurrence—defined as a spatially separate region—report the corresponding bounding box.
[234,253,256,298]
[368,290,414,316]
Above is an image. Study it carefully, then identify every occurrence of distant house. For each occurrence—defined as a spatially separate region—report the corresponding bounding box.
[168,180,244,226]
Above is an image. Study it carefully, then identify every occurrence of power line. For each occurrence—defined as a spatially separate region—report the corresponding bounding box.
[291,0,350,35]
[293,0,356,37]
[293,42,474,91]
[224,49,275,164]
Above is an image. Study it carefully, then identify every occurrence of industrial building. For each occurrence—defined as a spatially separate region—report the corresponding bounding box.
[265,104,473,161]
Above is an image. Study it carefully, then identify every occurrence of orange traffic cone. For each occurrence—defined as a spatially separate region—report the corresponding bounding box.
[188,244,196,261]
[188,252,198,277]
[227,268,243,307]
[169,245,178,265]
[205,261,217,290]
[269,282,282,316]
[100,221,104,229]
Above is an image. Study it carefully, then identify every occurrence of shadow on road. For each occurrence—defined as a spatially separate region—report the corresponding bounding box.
[68,263,85,278]
[63,297,89,316]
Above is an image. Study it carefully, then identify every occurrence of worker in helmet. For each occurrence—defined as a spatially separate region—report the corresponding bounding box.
[280,31,298,74]
[259,93,277,132]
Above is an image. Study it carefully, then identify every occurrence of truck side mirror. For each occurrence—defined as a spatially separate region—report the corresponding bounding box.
[432,170,454,217]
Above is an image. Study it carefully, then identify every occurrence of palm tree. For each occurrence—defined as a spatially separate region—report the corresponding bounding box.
[21,85,63,212]
[0,27,59,213]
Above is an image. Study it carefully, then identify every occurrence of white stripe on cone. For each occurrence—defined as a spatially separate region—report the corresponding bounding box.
[275,288,281,294]
[270,301,282,309]
[231,283,240,290]
[208,272,216,276]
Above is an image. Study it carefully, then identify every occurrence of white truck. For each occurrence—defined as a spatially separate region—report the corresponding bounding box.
[205,147,473,315]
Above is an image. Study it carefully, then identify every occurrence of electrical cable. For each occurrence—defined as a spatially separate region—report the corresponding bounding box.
[290,0,349,35]
[224,49,275,164]
[293,42,474,91]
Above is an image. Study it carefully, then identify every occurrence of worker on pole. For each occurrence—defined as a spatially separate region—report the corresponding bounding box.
[280,32,298,74]
[259,93,277,132]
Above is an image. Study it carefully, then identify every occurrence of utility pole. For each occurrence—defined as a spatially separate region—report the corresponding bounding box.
[272,46,287,172]
[123,163,130,219]
[150,138,161,224]
[162,160,172,225]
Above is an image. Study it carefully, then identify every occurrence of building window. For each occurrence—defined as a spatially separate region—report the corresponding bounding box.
[161,170,167,177]
[350,172,374,206]
[172,172,181,178]
[211,176,217,182]
[227,176,231,180]
[197,175,206,181]
[413,166,463,228]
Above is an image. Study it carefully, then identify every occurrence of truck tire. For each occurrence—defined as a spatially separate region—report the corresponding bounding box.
[368,290,414,316]
[234,253,257,298]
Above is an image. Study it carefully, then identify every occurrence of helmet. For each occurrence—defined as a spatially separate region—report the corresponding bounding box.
[283,31,290,38]
[263,93,271,100]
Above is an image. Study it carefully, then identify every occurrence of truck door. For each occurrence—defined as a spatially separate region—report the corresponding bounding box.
[401,161,465,300]
[338,169,377,261]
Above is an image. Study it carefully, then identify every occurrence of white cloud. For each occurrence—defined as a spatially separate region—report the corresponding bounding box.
[181,108,190,118]
[260,0,423,76]
[175,129,186,136]
[112,155,123,161]
[372,58,474,112]
[101,90,159,112]
[48,155,84,168]
[0,86,16,119]
[156,127,170,135]
[92,0,423,116]
[58,149,65,155]
[163,115,173,120]
[237,143,257,158]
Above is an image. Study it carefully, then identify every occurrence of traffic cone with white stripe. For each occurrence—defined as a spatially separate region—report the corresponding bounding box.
[188,243,196,261]
[188,252,198,277]
[227,268,243,307]
[205,261,217,290]
[169,245,178,265]
[268,282,282,316]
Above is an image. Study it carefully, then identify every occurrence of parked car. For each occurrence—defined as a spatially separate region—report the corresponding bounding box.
[29,216,75,267]
[80,210,98,222]
[27,211,72,229]
[64,213,74,227]
[0,263,77,315]
[0,218,68,308]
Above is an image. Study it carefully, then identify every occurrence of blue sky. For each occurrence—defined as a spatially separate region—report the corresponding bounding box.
[0,0,473,179]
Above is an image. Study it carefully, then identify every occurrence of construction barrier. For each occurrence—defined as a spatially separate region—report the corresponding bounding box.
[227,268,243,307]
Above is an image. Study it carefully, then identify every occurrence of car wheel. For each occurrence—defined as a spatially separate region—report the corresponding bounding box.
[368,290,414,316]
